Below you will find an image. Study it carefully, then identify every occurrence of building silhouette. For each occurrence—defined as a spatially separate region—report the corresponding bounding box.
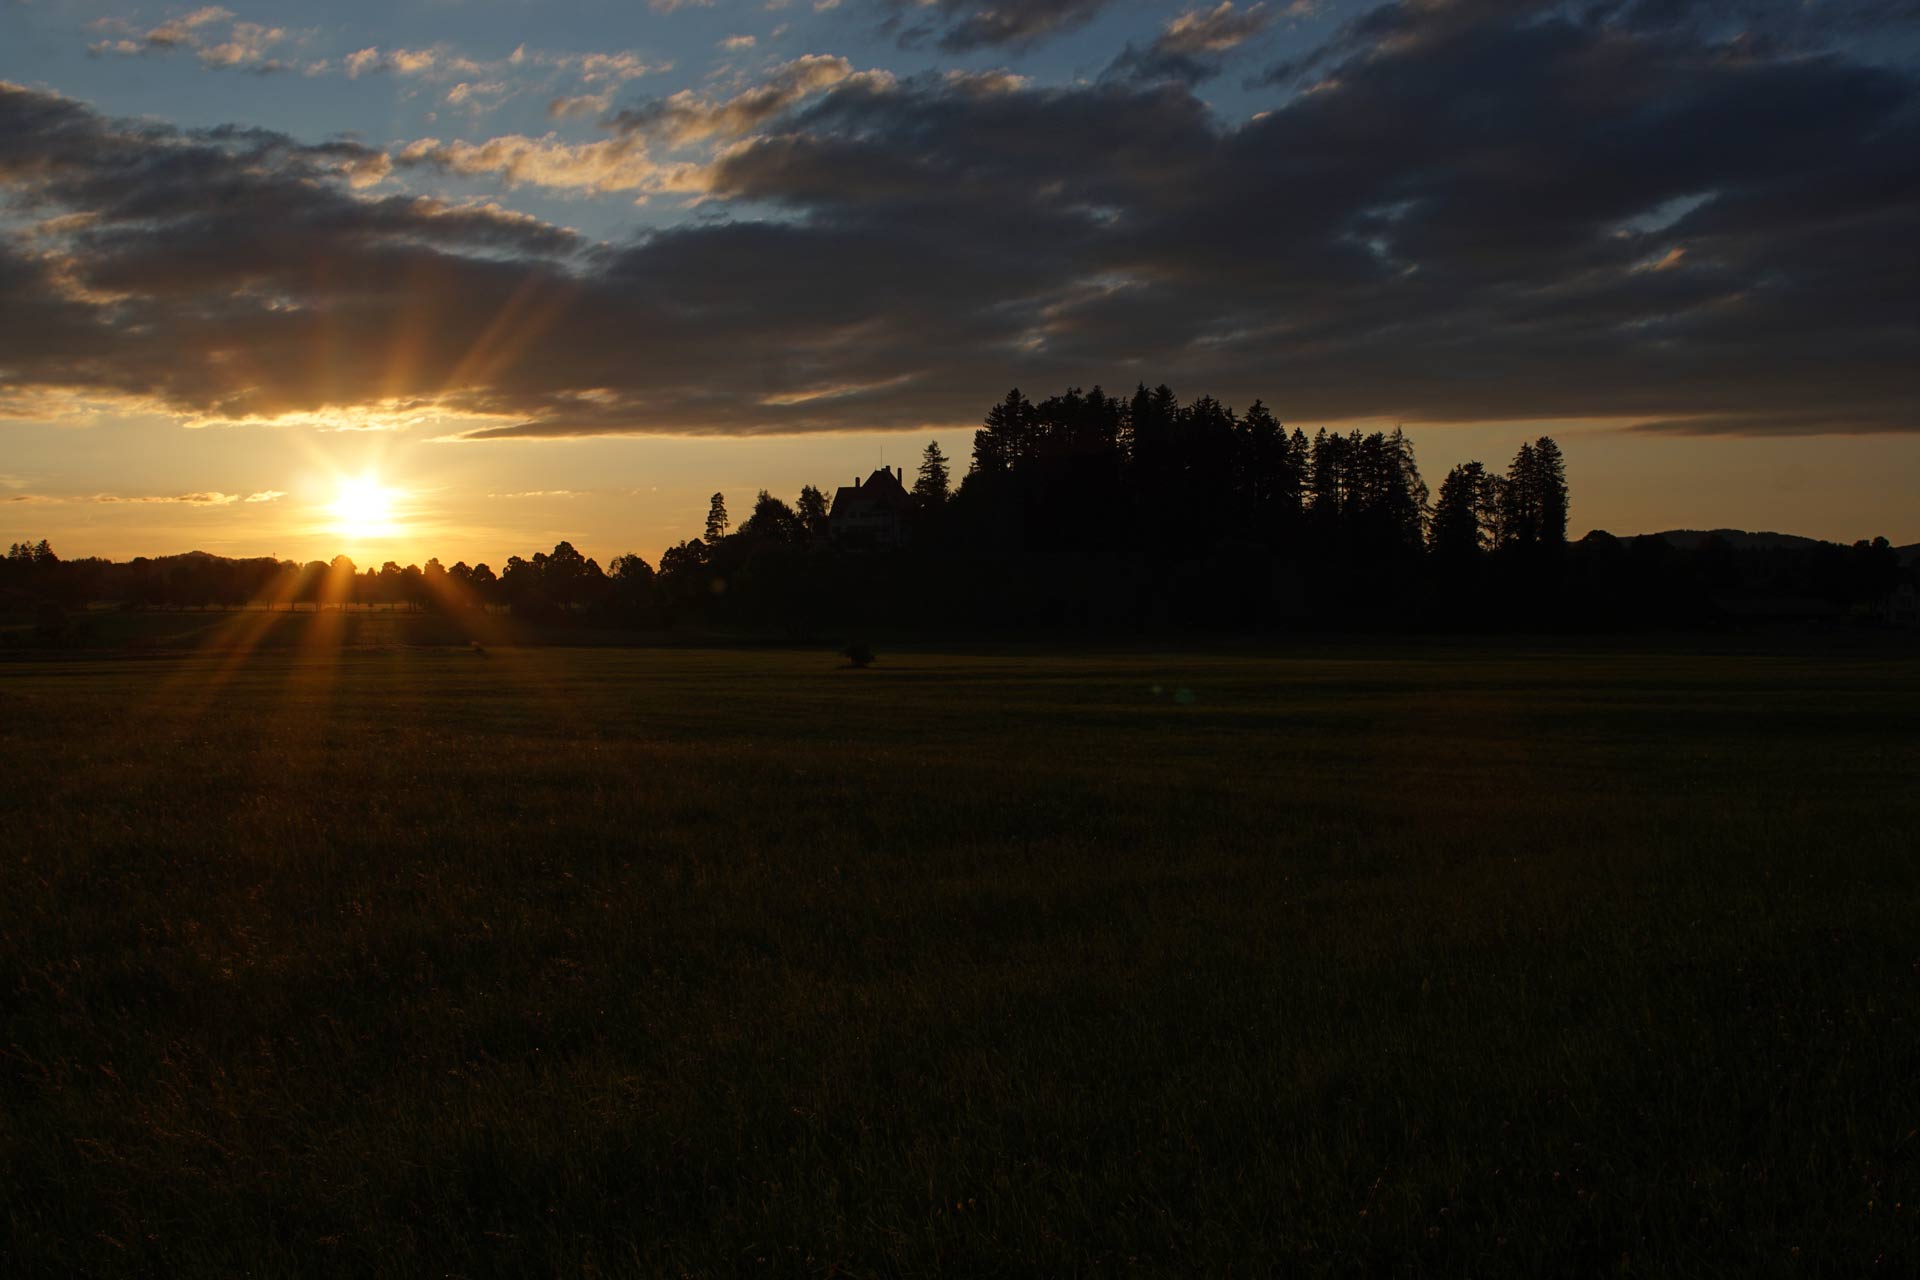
[829,467,912,547]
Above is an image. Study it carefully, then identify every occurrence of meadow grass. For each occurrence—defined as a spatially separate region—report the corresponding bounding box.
[3,638,1918,1275]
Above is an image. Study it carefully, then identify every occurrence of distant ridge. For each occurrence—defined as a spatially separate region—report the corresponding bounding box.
[1645,529,1828,552]
[1596,529,1919,563]
[58,538,1920,569]
[147,550,275,563]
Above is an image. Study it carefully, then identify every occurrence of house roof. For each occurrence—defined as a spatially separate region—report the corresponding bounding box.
[830,467,912,518]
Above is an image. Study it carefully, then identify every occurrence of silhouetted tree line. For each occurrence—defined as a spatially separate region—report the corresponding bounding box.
[626,385,1910,634]
[5,384,1913,635]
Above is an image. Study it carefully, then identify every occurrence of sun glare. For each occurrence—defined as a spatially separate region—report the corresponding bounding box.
[329,475,399,540]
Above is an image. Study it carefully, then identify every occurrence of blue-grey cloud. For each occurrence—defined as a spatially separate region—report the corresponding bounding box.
[878,0,1117,52]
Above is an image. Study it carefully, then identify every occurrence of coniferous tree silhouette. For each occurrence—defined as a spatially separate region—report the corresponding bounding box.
[1499,441,1541,551]
[914,440,951,506]
[1431,462,1494,561]
[972,389,1031,474]
[1531,436,1570,548]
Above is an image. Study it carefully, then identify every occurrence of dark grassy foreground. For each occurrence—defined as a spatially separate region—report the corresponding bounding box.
[3,638,1919,1276]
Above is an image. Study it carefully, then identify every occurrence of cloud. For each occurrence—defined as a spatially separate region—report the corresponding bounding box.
[397,133,692,197]
[374,46,675,120]
[517,48,673,84]
[87,8,293,73]
[243,490,286,503]
[547,93,614,120]
[720,35,759,52]
[84,491,241,505]
[415,56,898,198]
[195,21,291,69]
[1162,1,1278,53]
[877,0,1117,51]
[343,46,449,78]
[6,0,1920,442]
[310,43,673,125]
[446,81,512,108]
[607,55,892,148]
[1594,0,1920,47]
[1105,2,1278,84]
[0,80,581,428]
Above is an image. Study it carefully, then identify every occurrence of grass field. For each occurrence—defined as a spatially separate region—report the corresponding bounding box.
[4,636,1919,1275]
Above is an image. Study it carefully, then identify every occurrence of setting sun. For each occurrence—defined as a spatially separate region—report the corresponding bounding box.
[329,475,399,540]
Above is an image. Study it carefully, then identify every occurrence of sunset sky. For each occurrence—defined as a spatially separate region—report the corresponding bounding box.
[4,0,1917,568]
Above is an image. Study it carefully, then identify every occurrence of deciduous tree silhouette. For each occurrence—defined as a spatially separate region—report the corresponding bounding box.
[739,490,803,543]
[796,485,831,539]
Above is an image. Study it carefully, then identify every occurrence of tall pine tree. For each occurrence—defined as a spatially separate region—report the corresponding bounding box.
[914,440,951,505]
[1430,461,1493,559]
[1532,436,1569,546]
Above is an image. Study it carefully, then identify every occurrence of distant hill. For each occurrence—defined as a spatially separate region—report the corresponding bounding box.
[135,549,284,566]
[1640,529,1831,552]
[1613,529,1919,566]
[75,538,1920,571]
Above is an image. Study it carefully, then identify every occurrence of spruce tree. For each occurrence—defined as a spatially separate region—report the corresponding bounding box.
[1500,442,1540,550]
[1532,436,1569,546]
[914,440,951,505]
[705,492,730,542]
[972,389,1031,474]
[1381,427,1429,552]
[1431,462,1492,558]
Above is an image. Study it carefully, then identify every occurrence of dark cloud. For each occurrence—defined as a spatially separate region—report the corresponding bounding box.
[878,0,1116,52]
[0,81,582,423]
[1258,0,1920,86]
[4,0,1919,440]
[699,7,1920,434]
[1597,0,1920,45]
